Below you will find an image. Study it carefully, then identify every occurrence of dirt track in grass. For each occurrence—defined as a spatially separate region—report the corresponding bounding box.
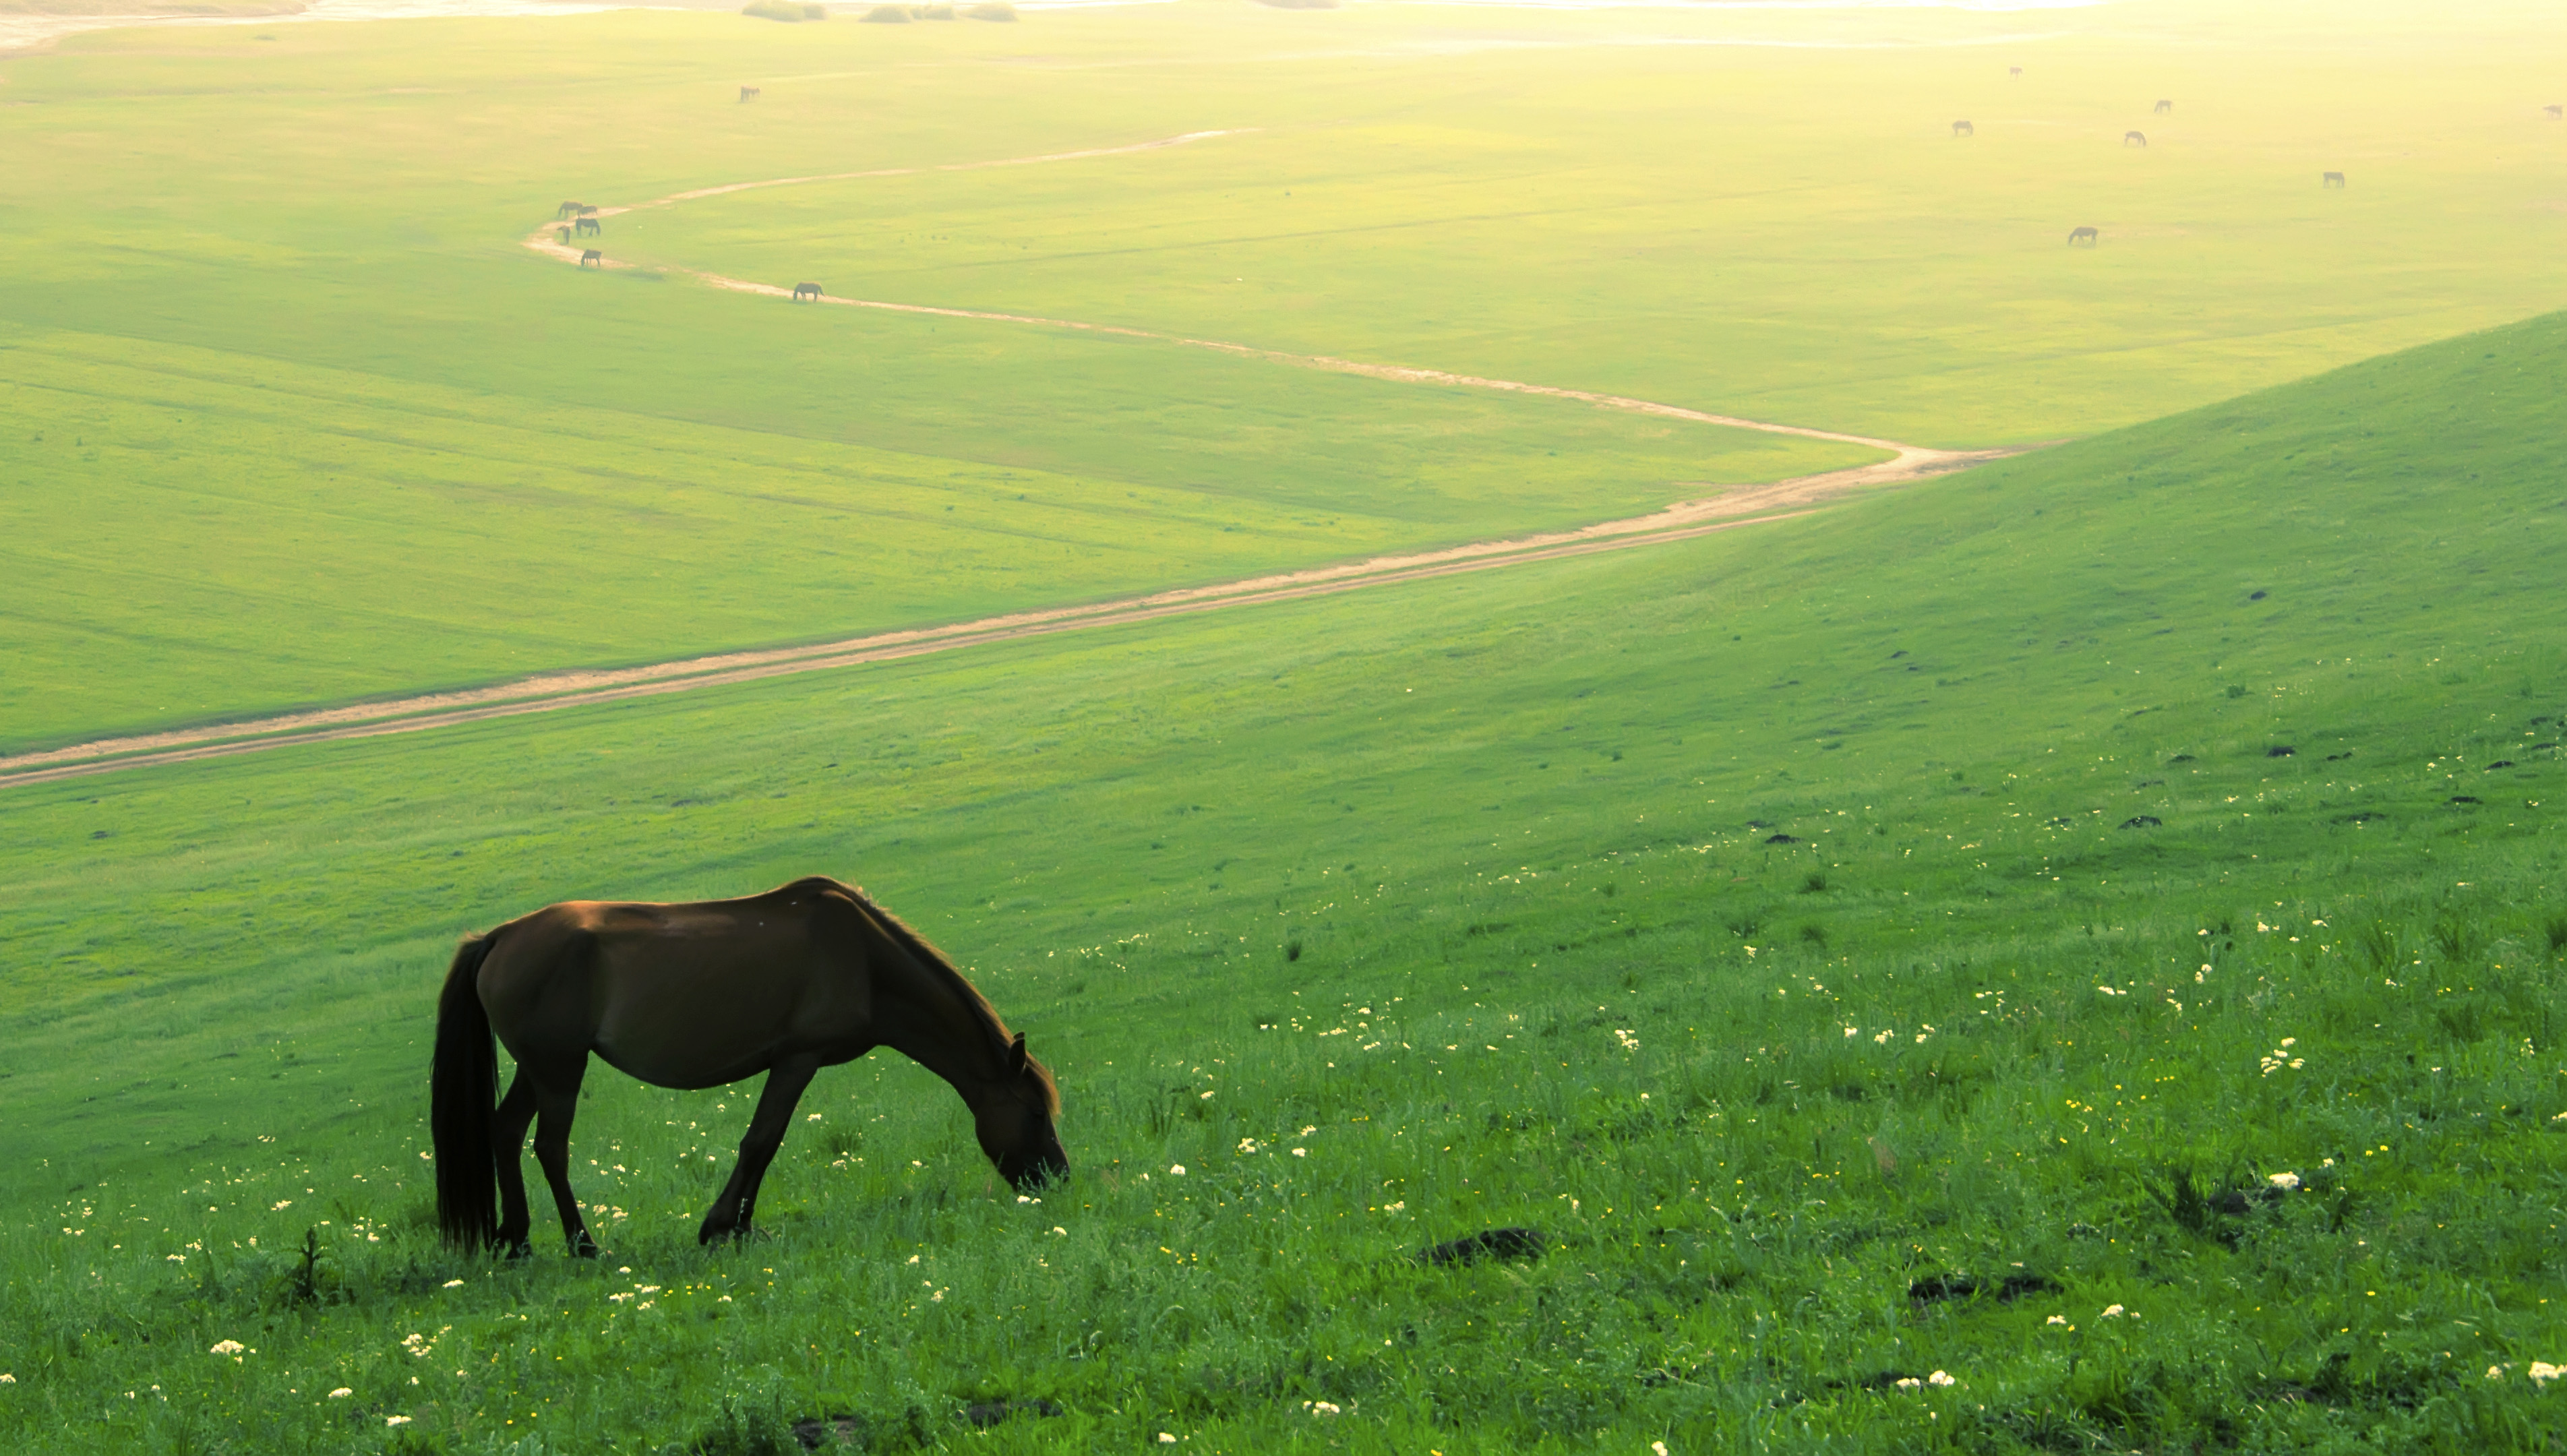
[0,136,2020,789]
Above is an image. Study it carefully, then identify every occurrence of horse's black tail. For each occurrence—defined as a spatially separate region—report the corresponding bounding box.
[431,932,500,1248]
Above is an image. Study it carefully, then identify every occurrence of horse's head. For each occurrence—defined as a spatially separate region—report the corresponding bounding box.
[975,1033,1067,1191]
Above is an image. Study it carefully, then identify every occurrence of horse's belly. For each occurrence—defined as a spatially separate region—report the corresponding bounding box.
[591,948,857,1089]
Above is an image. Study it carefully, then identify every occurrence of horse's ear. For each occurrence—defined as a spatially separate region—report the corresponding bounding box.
[1008,1033,1028,1074]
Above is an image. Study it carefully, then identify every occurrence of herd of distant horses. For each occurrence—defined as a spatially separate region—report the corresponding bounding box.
[533,73,2544,290]
[1940,92,2374,247]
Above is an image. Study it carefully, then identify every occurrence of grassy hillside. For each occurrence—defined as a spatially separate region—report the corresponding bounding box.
[0,324,1854,753]
[5,0,2567,748]
[0,307,2560,1451]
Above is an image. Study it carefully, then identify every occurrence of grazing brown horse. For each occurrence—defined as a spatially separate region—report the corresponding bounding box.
[1952,119,1974,138]
[2154,98,2172,115]
[555,200,586,220]
[793,281,824,301]
[2067,226,2099,246]
[2123,130,2148,147]
[2009,66,2022,77]
[740,85,761,102]
[2322,171,2346,188]
[557,226,572,245]
[2545,104,2562,120]
[578,248,604,268]
[574,215,602,237]
[432,876,1065,1256]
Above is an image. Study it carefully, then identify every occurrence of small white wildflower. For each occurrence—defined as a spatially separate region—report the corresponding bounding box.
[1292,1147,1308,1157]
[1200,1090,1215,1100]
[1894,1377,1922,1390]
[442,1279,464,1288]
[1310,1401,1341,1417]
[2268,1172,2301,1191]
[1653,1444,1670,1456]
[2528,1361,2562,1387]
[1157,1434,1178,1444]
[1170,1164,1186,1176]
[0,1374,16,1383]
[208,1341,244,1356]
[1844,1027,1859,1038]
[2100,1305,2125,1318]
[1928,1370,1955,1387]
[327,1388,352,1399]
[2488,1364,2509,1381]
[386,1415,413,1426]
[2047,1315,2068,1326]
[1051,1226,1068,1236]
[271,1201,292,1211]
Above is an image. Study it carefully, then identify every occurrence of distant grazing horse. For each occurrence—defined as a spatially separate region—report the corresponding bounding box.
[2322,171,2346,188]
[740,85,761,102]
[1952,119,1974,137]
[2123,131,2148,147]
[556,226,572,245]
[574,214,602,237]
[2067,226,2099,246]
[577,205,599,218]
[578,249,603,268]
[793,281,823,301]
[2009,66,2022,77]
[2154,98,2172,115]
[2545,104,2562,120]
[555,201,587,220]
[432,876,1067,1256]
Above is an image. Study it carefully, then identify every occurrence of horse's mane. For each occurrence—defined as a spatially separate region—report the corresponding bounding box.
[801,876,1060,1116]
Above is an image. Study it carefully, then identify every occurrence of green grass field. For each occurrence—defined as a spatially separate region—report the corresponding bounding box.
[6,0,2567,748]
[5,1,2567,1451]
[3,301,2564,1451]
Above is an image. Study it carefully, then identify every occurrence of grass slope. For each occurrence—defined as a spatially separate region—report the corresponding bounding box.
[7,0,2567,745]
[0,309,2562,1451]
[0,324,1854,752]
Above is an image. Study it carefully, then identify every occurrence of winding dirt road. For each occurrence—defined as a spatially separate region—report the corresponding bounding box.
[0,135,2014,789]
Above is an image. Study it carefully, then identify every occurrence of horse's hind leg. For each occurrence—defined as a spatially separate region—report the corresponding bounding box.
[491,1072,540,1258]
[699,1054,820,1246]
[528,1058,600,1258]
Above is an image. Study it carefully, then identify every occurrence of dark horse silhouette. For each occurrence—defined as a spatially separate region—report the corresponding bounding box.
[2067,226,2099,245]
[578,249,603,268]
[555,200,586,220]
[1952,119,1974,137]
[432,876,1066,1256]
[2322,171,2346,188]
[740,85,761,102]
[794,281,823,301]
[2154,99,2172,115]
[557,226,572,245]
[574,215,602,236]
[2545,104,2562,120]
[2123,130,2148,147]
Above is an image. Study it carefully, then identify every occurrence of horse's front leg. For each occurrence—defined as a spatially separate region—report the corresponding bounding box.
[699,1055,820,1246]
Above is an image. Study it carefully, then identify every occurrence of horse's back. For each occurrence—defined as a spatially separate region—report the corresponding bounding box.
[495,883,874,1087]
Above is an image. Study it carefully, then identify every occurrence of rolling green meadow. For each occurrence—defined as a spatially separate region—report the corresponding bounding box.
[4,0,2567,1452]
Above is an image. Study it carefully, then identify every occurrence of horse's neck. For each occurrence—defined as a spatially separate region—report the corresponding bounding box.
[873,943,998,1102]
